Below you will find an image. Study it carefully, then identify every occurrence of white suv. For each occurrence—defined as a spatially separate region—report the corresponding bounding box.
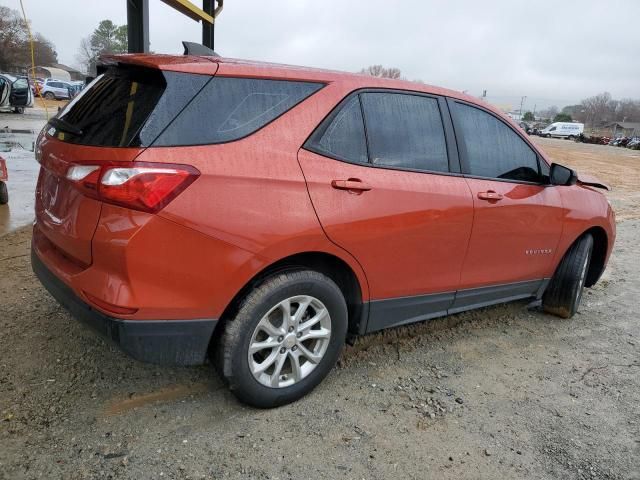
[39,79,70,100]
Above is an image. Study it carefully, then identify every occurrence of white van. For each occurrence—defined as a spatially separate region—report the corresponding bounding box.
[540,122,584,139]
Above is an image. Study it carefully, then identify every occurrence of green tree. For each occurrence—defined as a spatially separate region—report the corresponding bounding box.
[553,113,573,122]
[522,111,534,121]
[77,20,128,75]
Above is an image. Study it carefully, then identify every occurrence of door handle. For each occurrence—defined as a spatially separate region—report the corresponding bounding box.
[477,191,503,201]
[331,179,372,192]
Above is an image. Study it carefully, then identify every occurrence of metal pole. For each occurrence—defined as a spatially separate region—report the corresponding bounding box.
[519,96,526,121]
[127,0,150,53]
[202,0,214,50]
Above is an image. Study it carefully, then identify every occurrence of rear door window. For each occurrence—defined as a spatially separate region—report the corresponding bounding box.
[451,102,541,182]
[154,77,323,146]
[360,92,449,172]
[305,96,368,163]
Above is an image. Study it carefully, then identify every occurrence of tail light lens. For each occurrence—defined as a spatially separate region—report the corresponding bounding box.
[65,161,199,213]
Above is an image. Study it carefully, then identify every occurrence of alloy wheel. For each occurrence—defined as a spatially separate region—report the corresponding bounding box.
[248,295,332,388]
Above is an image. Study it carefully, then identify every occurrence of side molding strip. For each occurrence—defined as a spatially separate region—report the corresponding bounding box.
[366,291,454,333]
[364,279,549,334]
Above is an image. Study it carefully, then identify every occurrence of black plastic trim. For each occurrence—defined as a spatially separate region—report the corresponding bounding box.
[367,291,455,333]
[448,279,546,314]
[31,248,217,366]
[364,279,549,333]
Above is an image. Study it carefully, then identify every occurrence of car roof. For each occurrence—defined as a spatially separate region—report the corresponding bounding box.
[101,53,528,138]
[103,53,479,103]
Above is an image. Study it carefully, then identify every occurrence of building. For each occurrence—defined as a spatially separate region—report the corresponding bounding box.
[606,122,640,138]
[33,64,86,82]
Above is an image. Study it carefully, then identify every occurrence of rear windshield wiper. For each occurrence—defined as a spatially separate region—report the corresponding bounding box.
[49,117,83,136]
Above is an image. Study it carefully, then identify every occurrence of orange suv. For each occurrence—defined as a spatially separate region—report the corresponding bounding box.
[32,49,615,407]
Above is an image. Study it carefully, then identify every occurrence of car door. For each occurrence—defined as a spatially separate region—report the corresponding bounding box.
[55,82,66,97]
[49,82,61,97]
[9,77,31,106]
[299,91,474,332]
[0,76,9,107]
[447,99,564,310]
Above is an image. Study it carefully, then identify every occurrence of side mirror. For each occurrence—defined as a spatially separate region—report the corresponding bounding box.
[550,163,577,186]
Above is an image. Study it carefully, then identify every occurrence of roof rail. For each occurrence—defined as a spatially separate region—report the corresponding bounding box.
[182,41,219,57]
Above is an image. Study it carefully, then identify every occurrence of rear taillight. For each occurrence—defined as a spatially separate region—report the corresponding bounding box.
[65,162,199,213]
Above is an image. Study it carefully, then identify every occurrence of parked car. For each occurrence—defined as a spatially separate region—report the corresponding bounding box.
[609,136,630,147]
[68,81,85,98]
[39,79,71,100]
[0,155,8,204]
[518,121,532,134]
[0,73,34,113]
[626,138,640,150]
[32,50,616,407]
[540,122,584,139]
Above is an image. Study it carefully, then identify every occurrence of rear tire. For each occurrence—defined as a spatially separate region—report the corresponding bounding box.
[0,182,8,204]
[215,270,348,408]
[44,92,55,100]
[543,234,593,318]
[13,106,24,114]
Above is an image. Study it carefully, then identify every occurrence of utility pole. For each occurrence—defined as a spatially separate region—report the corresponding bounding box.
[532,104,536,120]
[202,0,223,50]
[202,0,214,50]
[127,0,150,53]
[519,96,527,121]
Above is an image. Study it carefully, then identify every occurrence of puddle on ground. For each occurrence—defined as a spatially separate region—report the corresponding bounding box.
[0,127,40,237]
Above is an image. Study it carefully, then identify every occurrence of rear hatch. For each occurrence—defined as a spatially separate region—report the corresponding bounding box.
[35,59,217,266]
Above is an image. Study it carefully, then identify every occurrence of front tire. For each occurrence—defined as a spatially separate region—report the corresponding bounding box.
[543,234,593,318]
[215,270,348,408]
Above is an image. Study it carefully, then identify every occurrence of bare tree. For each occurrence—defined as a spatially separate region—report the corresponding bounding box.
[538,105,559,121]
[0,5,57,71]
[581,92,614,126]
[359,65,402,79]
[615,98,640,122]
[75,36,94,74]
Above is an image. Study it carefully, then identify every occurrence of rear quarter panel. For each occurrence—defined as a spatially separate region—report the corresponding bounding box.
[147,80,373,308]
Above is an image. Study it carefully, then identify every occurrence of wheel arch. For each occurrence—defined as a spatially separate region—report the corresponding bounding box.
[212,251,367,342]
[555,226,608,288]
[583,226,608,287]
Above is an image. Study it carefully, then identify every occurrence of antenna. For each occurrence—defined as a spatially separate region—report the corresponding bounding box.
[182,41,219,56]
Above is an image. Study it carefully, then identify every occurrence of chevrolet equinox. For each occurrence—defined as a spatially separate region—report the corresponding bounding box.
[32,49,615,407]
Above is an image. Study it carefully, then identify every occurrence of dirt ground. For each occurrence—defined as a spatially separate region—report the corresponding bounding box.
[1,132,639,479]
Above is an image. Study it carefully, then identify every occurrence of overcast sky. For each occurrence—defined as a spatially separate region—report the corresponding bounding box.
[14,0,640,111]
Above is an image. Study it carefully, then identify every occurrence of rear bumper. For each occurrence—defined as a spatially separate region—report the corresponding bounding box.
[32,247,217,366]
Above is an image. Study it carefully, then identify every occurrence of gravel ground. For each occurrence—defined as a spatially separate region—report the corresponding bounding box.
[1,219,639,479]
[1,126,639,479]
